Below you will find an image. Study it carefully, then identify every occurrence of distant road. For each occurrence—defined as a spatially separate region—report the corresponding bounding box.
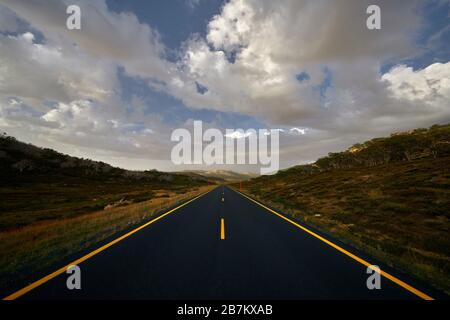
[4,186,438,299]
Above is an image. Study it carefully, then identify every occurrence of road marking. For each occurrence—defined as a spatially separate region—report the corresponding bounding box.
[221,218,225,240]
[3,187,216,301]
[233,188,434,300]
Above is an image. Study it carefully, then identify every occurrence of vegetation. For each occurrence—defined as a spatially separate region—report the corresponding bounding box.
[0,134,215,295]
[179,169,258,183]
[235,124,450,294]
[0,185,213,295]
[0,133,211,231]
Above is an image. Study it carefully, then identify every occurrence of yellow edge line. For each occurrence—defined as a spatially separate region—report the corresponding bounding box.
[3,187,216,301]
[233,188,434,300]
[220,218,225,240]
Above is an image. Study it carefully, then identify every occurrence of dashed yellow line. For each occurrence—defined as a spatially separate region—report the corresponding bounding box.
[3,187,216,301]
[233,188,434,300]
[220,218,225,240]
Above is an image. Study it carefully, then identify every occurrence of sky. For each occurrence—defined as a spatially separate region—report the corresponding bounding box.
[0,0,449,173]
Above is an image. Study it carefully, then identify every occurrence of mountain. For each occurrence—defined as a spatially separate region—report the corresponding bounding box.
[180,169,259,182]
[236,124,450,293]
[0,133,211,184]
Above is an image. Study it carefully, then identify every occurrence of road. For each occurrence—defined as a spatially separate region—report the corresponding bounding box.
[5,186,437,299]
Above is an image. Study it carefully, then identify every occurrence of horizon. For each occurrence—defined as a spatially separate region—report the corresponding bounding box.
[4,122,447,175]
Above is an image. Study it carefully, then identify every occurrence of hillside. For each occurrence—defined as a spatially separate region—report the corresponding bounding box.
[179,169,258,182]
[235,124,450,293]
[0,133,213,184]
[0,134,211,230]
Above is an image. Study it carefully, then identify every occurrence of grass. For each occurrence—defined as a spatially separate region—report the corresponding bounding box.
[0,175,205,231]
[235,156,450,294]
[0,185,215,296]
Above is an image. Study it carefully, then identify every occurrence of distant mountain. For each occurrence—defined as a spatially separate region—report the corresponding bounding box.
[180,169,259,182]
[236,123,450,293]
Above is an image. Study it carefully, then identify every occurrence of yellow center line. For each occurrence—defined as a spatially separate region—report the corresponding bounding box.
[3,187,217,301]
[220,218,225,240]
[233,188,434,301]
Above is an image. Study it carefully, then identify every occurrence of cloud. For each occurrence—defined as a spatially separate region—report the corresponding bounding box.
[0,0,449,172]
[0,31,117,107]
[213,0,418,62]
[225,131,253,139]
[382,62,450,103]
[0,27,175,168]
[0,0,174,82]
[0,0,184,168]
[290,128,307,135]
[168,0,427,126]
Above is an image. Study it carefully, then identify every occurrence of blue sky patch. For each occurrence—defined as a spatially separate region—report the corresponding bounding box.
[296,72,310,82]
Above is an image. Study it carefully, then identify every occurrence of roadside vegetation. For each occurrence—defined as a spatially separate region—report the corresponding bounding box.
[234,124,450,294]
[0,134,215,294]
[0,185,213,294]
[0,133,212,231]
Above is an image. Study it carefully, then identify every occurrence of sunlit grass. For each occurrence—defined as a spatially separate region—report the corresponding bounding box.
[0,185,214,294]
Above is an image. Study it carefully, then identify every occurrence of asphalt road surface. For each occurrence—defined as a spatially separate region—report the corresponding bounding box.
[5,186,439,299]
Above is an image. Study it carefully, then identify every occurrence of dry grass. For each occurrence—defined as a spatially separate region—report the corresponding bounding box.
[0,185,214,294]
[235,156,450,295]
[239,191,450,295]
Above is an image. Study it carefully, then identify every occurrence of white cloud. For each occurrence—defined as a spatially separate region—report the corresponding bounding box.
[0,0,449,172]
[0,0,174,82]
[207,0,254,53]
[168,0,427,127]
[290,128,307,135]
[0,1,183,169]
[382,62,450,103]
[0,27,175,167]
[225,131,253,139]
[0,31,117,107]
